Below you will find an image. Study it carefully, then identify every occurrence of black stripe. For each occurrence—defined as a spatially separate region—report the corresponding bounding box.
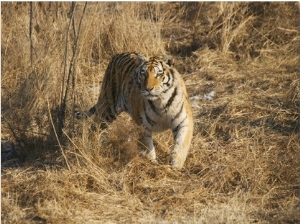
[119,56,132,67]
[123,101,128,112]
[162,87,171,94]
[142,102,155,126]
[102,64,111,89]
[171,103,183,122]
[136,70,143,84]
[143,133,152,138]
[163,73,171,87]
[164,87,177,110]
[144,126,152,134]
[172,116,187,138]
[162,70,174,92]
[104,94,112,113]
[139,116,143,124]
[116,53,129,65]
[145,112,156,126]
[105,107,116,122]
[124,61,136,78]
[129,74,135,85]
[148,100,160,115]
[170,70,175,82]
[111,76,117,103]
[169,68,175,76]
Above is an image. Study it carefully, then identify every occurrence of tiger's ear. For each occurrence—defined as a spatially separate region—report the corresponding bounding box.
[163,55,174,67]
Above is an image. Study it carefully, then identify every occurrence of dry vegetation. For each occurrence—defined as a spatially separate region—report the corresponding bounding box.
[1,2,299,223]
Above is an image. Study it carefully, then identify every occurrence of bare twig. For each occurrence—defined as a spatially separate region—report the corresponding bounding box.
[29,2,34,65]
[59,5,73,136]
[59,3,77,136]
[70,2,88,133]
[48,100,71,170]
[59,2,88,136]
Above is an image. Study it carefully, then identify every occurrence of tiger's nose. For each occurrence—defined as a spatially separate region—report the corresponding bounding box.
[146,87,154,92]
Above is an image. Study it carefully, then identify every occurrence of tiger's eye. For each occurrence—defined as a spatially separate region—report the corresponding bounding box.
[140,69,146,77]
[156,69,163,77]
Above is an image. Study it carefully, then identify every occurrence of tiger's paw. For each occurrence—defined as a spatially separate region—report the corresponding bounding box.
[170,154,184,170]
[141,149,156,162]
[74,104,84,119]
[149,159,159,165]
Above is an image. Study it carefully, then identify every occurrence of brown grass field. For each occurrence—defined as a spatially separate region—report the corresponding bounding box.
[1,2,299,223]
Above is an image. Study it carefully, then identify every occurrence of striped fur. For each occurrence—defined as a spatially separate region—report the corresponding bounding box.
[79,52,193,169]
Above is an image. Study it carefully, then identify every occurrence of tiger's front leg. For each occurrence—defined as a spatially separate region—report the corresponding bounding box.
[140,129,157,164]
[170,120,193,169]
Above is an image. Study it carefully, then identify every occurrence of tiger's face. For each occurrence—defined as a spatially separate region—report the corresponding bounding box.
[136,57,174,99]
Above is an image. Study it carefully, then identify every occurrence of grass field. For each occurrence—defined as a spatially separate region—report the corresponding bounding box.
[1,2,299,223]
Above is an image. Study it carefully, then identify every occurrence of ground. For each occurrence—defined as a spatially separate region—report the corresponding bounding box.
[1,2,299,223]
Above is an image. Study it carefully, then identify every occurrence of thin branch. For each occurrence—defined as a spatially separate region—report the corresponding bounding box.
[59,2,88,136]
[70,2,88,133]
[59,2,77,135]
[47,100,71,171]
[29,2,34,65]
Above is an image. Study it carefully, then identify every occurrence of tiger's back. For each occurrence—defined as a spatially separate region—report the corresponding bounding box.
[90,52,146,127]
[83,52,193,169]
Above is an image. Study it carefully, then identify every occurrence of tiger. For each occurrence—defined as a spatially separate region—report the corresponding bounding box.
[76,52,193,169]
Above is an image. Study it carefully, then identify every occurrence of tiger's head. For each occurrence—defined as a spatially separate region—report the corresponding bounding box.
[136,55,175,99]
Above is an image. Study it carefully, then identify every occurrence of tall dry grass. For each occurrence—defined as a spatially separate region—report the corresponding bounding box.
[1,2,299,223]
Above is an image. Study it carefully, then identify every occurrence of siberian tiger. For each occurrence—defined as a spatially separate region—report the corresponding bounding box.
[76,52,193,169]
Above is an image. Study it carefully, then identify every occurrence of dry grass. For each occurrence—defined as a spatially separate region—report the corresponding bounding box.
[1,2,299,223]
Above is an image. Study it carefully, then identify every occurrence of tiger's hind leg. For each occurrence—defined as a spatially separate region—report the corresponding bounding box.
[88,103,120,144]
[90,100,120,130]
[140,128,157,164]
